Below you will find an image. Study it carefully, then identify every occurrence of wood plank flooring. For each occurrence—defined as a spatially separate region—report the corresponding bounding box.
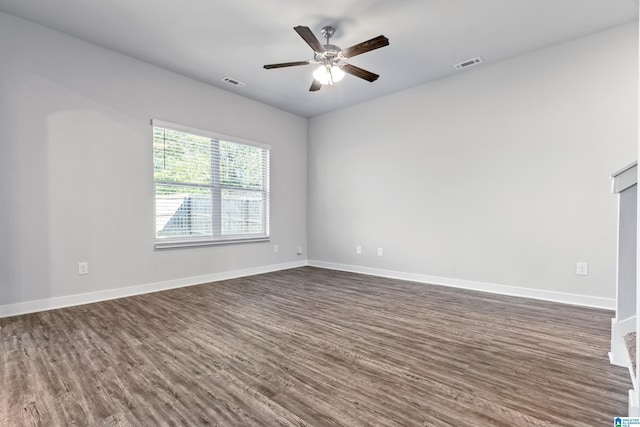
[0,267,631,426]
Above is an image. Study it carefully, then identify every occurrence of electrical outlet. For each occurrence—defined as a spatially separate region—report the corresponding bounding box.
[377,248,383,257]
[78,262,89,275]
[296,246,303,255]
[274,245,279,254]
[576,262,588,276]
[356,245,362,255]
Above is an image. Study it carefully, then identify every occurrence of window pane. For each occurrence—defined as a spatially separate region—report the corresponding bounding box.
[156,184,212,238]
[221,189,264,235]
[153,128,212,185]
[152,121,270,247]
[219,140,263,189]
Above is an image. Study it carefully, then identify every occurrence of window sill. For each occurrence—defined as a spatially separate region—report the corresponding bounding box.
[154,236,270,250]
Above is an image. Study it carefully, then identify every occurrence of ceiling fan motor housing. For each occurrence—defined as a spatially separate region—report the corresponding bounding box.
[316,45,344,67]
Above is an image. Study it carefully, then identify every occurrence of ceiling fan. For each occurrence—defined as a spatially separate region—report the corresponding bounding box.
[263,25,389,92]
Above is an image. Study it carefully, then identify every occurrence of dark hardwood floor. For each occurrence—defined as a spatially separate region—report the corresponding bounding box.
[0,267,631,426]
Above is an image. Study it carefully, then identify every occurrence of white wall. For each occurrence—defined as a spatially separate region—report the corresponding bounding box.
[308,22,638,300]
[0,12,307,308]
[1,11,637,313]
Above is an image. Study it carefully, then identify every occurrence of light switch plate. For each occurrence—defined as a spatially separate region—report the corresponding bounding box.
[576,262,588,276]
[78,262,89,275]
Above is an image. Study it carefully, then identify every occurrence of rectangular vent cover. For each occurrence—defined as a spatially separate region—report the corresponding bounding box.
[453,57,483,70]
[222,77,245,87]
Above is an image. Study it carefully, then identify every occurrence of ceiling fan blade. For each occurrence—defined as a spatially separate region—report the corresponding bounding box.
[309,80,322,92]
[341,64,379,82]
[294,26,325,53]
[263,61,310,69]
[342,35,389,58]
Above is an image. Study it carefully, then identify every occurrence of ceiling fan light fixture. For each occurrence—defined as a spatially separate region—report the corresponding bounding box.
[330,65,345,82]
[313,64,345,85]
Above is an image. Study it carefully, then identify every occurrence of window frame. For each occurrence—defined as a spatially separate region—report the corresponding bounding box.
[152,119,270,249]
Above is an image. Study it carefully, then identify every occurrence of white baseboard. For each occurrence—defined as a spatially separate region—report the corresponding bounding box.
[0,260,308,319]
[308,260,615,310]
[1,259,616,319]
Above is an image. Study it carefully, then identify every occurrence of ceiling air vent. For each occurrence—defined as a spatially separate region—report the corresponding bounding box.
[222,77,245,87]
[453,57,483,71]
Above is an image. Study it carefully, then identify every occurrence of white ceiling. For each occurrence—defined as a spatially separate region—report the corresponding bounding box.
[0,0,637,117]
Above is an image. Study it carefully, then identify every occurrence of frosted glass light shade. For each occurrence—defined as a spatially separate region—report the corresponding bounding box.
[313,65,345,85]
[330,66,345,82]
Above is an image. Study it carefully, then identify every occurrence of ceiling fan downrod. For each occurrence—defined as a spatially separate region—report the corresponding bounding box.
[317,26,342,69]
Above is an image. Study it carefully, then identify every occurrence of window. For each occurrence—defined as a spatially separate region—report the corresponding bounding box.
[152,120,270,248]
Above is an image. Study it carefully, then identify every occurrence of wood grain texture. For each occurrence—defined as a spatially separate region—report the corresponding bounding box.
[0,267,630,426]
[341,64,379,82]
[342,35,389,58]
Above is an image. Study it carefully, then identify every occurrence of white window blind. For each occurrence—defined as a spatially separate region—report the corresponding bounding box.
[152,120,270,248]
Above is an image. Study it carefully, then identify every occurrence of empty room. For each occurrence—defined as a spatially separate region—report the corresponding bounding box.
[1,0,639,425]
